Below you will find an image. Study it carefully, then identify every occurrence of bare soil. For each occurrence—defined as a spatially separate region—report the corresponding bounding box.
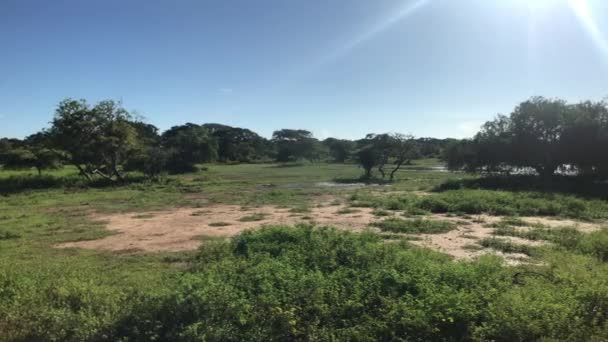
[57,203,606,263]
[57,202,378,252]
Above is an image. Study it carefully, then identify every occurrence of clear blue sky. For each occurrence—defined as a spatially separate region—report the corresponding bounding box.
[1,0,607,140]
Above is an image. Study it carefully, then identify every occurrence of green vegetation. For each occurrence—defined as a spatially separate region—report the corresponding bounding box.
[479,237,537,257]
[445,97,608,179]
[208,221,231,227]
[239,213,268,222]
[336,207,360,214]
[493,226,608,262]
[3,110,608,341]
[5,225,608,340]
[373,217,456,234]
[350,189,608,220]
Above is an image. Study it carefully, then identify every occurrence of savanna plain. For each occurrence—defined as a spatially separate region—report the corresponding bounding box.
[2,160,608,341]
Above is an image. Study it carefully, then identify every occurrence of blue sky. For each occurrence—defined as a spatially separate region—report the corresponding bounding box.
[1,0,607,140]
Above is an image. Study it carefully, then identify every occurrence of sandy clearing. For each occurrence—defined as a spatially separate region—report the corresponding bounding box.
[56,203,606,263]
[57,204,379,252]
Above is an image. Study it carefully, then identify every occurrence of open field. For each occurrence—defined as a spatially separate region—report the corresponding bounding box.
[3,160,608,340]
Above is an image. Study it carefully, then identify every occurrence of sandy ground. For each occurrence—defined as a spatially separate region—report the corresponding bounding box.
[57,202,378,252]
[57,202,606,263]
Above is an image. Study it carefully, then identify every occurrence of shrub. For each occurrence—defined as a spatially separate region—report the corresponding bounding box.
[373,217,456,234]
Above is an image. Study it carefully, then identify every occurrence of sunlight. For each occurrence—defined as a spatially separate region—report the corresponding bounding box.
[320,0,430,65]
[526,0,557,11]
[568,0,608,59]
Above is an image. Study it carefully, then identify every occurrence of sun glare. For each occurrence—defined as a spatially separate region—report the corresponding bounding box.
[568,0,608,59]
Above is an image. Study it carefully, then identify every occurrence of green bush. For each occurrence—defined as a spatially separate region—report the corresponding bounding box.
[352,190,608,220]
[373,218,456,234]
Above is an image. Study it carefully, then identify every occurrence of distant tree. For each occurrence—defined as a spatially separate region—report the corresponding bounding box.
[444,96,608,178]
[272,129,319,162]
[355,133,418,181]
[203,124,269,162]
[509,97,569,177]
[0,138,23,166]
[355,144,381,179]
[561,100,608,177]
[322,138,355,163]
[125,146,170,179]
[48,98,140,181]
[0,133,60,175]
[161,123,218,173]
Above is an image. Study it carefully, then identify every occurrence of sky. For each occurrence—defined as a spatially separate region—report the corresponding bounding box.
[1,0,607,140]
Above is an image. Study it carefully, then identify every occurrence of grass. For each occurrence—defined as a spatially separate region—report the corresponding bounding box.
[350,189,608,220]
[373,217,456,234]
[493,226,608,262]
[372,208,391,217]
[208,221,231,227]
[239,213,268,222]
[336,207,360,214]
[288,205,311,213]
[479,237,537,256]
[3,163,608,340]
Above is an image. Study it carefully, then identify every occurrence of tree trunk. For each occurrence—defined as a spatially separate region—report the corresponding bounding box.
[110,155,125,182]
[389,159,408,182]
[378,165,385,179]
[364,166,372,179]
[75,164,93,181]
[536,164,556,178]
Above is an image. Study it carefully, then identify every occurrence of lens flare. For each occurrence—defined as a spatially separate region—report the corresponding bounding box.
[568,0,608,59]
[319,0,430,66]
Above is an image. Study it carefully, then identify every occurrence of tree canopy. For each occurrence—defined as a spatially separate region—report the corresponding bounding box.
[444,96,608,178]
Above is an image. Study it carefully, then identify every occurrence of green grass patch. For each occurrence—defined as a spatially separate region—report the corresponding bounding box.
[336,207,360,214]
[239,213,268,222]
[208,222,231,227]
[373,218,456,234]
[351,189,608,220]
[289,206,311,214]
[479,237,537,256]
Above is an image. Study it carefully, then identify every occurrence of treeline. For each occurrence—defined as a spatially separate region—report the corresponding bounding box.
[0,98,454,181]
[444,96,608,178]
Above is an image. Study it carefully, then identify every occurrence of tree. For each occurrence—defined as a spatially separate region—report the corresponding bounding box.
[203,124,269,162]
[323,138,355,163]
[509,97,569,177]
[355,144,381,179]
[443,96,608,179]
[0,134,60,175]
[355,133,419,181]
[48,98,140,181]
[161,123,218,173]
[271,129,319,162]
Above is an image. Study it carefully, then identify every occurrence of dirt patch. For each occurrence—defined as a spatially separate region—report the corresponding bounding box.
[56,203,605,264]
[409,214,605,263]
[57,204,379,252]
[409,214,499,260]
[521,217,602,232]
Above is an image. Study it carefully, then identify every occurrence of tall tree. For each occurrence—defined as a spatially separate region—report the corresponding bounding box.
[203,124,269,162]
[161,123,218,173]
[48,98,139,181]
[323,138,355,163]
[272,129,319,162]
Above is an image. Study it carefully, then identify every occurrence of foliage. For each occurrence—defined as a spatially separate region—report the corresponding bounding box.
[161,123,218,173]
[350,189,608,220]
[272,129,321,162]
[2,163,608,340]
[373,217,456,234]
[444,96,608,178]
[355,133,419,181]
[204,123,271,162]
[322,138,355,163]
[48,99,141,181]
